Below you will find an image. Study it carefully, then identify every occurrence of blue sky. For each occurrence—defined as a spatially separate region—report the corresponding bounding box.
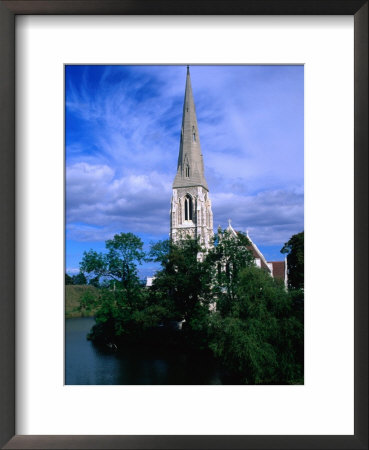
[66,65,304,279]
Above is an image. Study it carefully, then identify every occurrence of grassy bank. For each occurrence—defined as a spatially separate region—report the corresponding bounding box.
[65,285,99,318]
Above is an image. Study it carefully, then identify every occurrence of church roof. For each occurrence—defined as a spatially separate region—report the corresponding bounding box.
[221,223,287,283]
[226,220,238,237]
[173,67,209,191]
[224,223,271,273]
[247,241,271,272]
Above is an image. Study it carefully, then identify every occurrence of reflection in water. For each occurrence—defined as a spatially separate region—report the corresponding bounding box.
[65,317,223,385]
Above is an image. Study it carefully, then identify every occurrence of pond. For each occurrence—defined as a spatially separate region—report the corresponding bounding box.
[65,317,224,385]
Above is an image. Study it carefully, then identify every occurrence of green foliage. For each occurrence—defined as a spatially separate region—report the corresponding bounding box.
[65,271,87,286]
[89,283,170,345]
[80,232,145,289]
[87,289,118,342]
[150,237,212,323]
[209,266,303,384]
[131,304,172,331]
[80,250,105,280]
[148,239,171,265]
[88,276,100,288]
[72,272,87,285]
[81,229,303,384]
[209,314,278,384]
[206,229,254,315]
[281,231,304,290]
[145,231,303,383]
[105,233,145,288]
[286,288,304,380]
[81,233,156,344]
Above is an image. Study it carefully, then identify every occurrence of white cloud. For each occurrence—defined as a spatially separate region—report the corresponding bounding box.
[66,160,302,246]
[212,189,303,245]
[66,162,172,240]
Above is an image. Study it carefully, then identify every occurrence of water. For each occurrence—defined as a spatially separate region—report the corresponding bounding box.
[65,317,223,385]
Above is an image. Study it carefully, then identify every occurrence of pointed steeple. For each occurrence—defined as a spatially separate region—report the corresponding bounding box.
[173,67,209,191]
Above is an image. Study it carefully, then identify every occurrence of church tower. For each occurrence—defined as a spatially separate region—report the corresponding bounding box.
[170,67,214,249]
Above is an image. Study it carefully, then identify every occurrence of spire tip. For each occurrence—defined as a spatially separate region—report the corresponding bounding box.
[187,65,190,74]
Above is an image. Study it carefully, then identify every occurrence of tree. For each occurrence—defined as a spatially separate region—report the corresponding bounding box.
[206,229,254,315]
[281,231,304,290]
[209,265,303,384]
[81,233,149,343]
[72,272,87,285]
[148,237,217,351]
[88,276,100,288]
[80,232,145,290]
[149,238,212,324]
[65,273,73,285]
[148,239,171,265]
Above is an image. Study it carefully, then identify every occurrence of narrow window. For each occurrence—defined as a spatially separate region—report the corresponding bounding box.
[185,165,190,178]
[192,126,196,142]
[184,195,192,221]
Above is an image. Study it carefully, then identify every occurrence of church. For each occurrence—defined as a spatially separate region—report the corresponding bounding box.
[169,66,287,285]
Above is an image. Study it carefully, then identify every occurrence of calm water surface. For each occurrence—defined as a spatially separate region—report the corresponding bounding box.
[65,317,223,385]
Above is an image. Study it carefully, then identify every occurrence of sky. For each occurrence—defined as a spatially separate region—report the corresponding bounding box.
[65,65,304,279]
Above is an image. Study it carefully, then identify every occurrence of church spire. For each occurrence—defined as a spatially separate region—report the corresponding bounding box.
[173,66,209,191]
[170,67,214,249]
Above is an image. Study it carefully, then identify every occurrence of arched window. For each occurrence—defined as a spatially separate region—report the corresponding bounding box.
[185,165,190,178]
[184,195,193,221]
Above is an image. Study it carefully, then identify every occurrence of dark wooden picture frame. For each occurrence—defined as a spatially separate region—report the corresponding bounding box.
[0,1,367,449]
